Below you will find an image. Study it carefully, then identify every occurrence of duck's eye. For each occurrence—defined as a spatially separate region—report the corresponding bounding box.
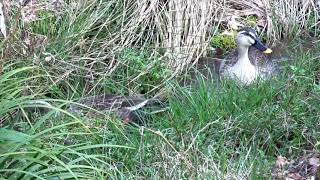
[243,32,256,40]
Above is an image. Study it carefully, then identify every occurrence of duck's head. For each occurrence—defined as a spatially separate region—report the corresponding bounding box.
[236,27,272,54]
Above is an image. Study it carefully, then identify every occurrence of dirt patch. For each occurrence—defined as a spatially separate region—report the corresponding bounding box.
[272,152,320,179]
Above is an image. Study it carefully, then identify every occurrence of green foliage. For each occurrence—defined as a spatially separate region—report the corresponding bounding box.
[0,65,134,179]
[243,15,258,27]
[211,32,236,52]
[157,48,319,178]
[107,48,170,94]
[1,0,320,179]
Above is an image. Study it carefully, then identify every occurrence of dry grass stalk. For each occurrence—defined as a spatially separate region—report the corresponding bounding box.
[106,0,221,71]
[226,0,318,41]
[163,0,221,74]
[271,0,318,38]
[1,0,319,95]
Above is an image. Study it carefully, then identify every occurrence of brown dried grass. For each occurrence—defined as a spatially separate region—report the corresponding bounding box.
[1,0,318,94]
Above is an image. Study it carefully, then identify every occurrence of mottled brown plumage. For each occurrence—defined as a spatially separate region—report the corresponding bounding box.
[69,94,166,124]
[70,94,149,111]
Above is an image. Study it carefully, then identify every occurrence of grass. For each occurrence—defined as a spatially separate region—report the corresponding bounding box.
[126,48,320,178]
[2,44,319,179]
[1,0,320,179]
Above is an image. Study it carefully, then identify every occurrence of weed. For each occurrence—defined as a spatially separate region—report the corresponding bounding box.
[108,48,170,94]
[211,32,236,53]
[1,0,320,179]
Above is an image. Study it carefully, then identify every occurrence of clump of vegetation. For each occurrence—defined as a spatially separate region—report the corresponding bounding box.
[1,0,320,179]
[243,15,258,27]
[210,32,236,53]
[110,48,170,94]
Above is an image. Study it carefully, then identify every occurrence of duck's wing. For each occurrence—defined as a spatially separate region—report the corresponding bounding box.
[70,93,166,114]
[247,48,279,78]
[218,49,238,74]
[248,48,271,66]
[69,93,167,124]
[70,94,149,112]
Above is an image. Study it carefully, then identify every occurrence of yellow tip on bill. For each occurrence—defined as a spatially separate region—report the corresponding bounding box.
[263,48,272,54]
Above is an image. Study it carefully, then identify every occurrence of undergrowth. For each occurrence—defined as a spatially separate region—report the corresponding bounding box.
[1,42,319,179]
[0,0,320,179]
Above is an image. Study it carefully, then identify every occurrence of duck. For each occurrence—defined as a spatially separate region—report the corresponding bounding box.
[69,93,167,124]
[217,27,274,85]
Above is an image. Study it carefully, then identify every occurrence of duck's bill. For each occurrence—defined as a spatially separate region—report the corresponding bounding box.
[253,39,272,54]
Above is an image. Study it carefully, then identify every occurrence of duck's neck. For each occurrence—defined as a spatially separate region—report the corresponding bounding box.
[237,46,251,66]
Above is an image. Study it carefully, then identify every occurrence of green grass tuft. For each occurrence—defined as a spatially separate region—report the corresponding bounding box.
[1,0,320,179]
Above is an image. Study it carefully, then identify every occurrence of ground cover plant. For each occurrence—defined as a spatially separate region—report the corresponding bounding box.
[0,0,319,179]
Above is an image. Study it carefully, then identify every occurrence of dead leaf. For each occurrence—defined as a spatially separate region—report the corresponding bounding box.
[277,156,290,168]
[21,5,37,23]
[309,157,320,167]
[286,172,303,180]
